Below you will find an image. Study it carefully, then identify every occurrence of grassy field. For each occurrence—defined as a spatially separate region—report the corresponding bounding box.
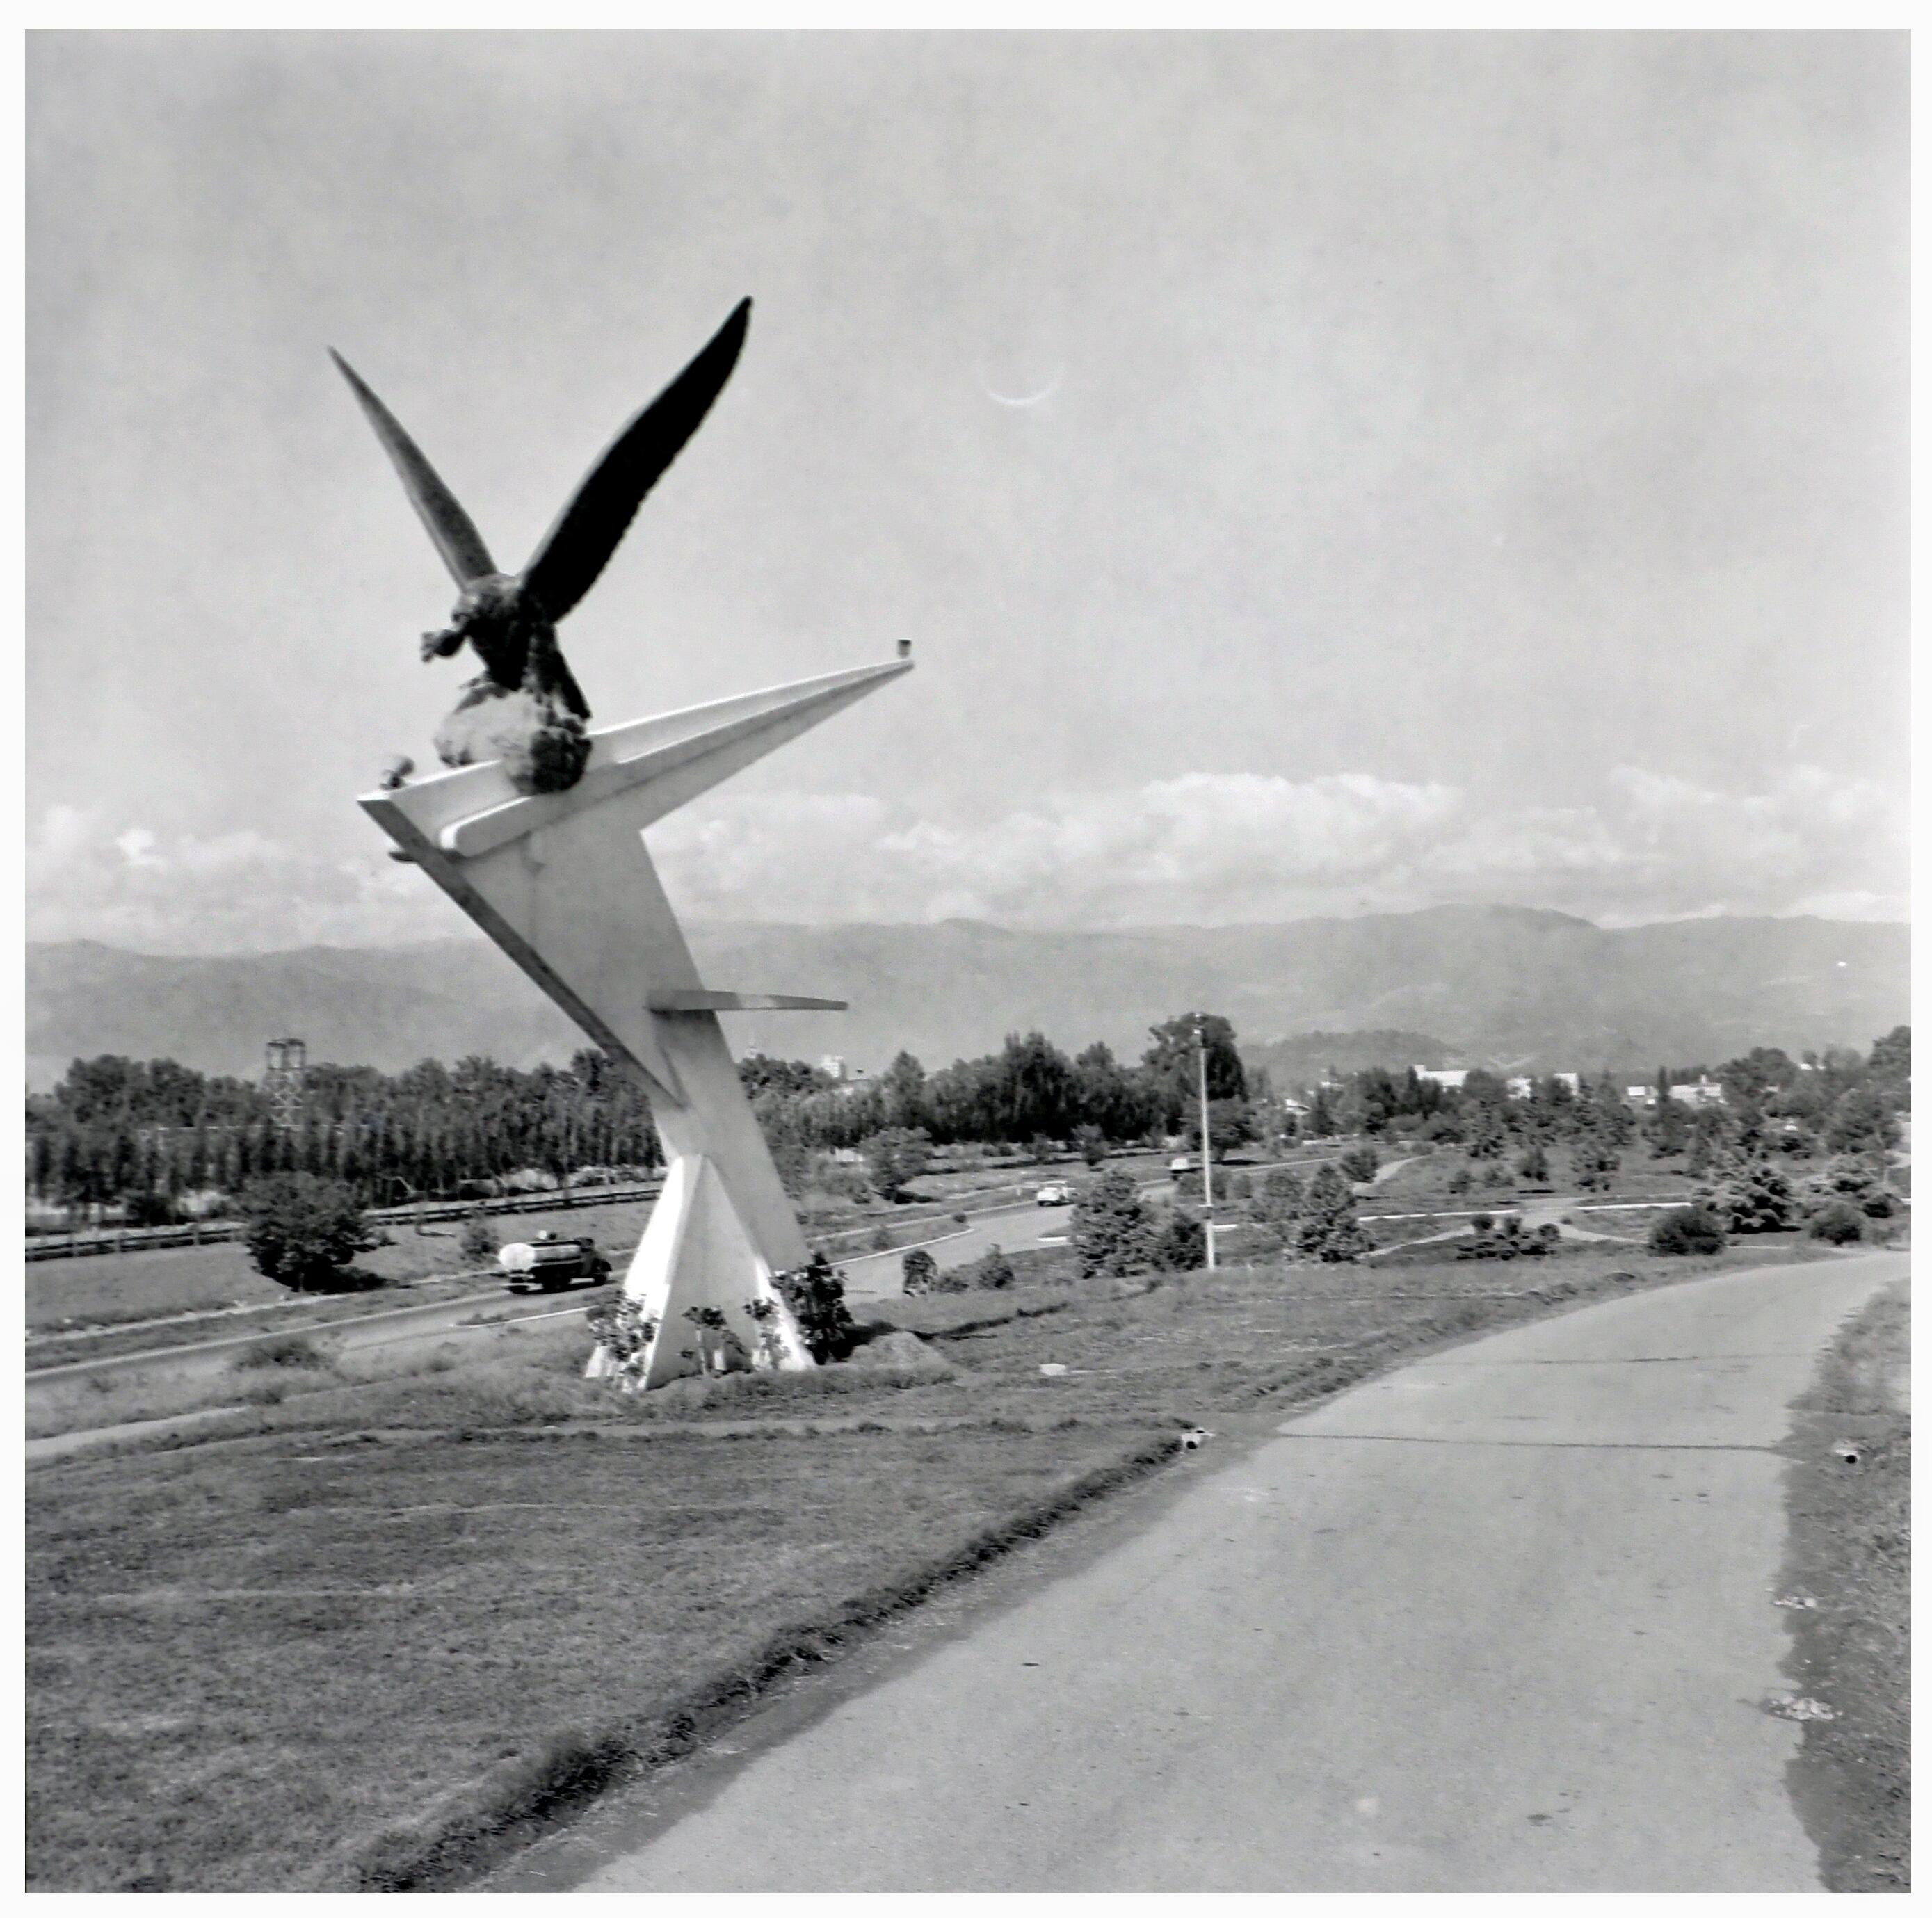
[25,1166,1063,1339]
[25,1239,1814,1891]
[1780,1282,1910,1891]
[1365,1147,1705,1213]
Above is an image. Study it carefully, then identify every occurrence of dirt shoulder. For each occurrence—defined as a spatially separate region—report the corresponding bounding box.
[1779,1280,1910,1891]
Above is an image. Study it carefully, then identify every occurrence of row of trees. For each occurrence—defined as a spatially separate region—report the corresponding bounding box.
[26,1021,1908,1224]
[745,1013,1253,1184]
[29,1016,1250,1221]
[23,1012,1254,1221]
[1065,1161,1375,1280]
[26,1049,661,1218]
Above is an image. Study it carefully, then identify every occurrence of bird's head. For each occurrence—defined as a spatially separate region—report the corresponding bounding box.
[421,573,522,660]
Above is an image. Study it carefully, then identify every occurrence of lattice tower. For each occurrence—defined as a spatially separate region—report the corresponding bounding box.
[264,1038,308,1133]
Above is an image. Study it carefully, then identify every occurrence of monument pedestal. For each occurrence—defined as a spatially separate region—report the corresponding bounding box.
[624,1153,811,1385]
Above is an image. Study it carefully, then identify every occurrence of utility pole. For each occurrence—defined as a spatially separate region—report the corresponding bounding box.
[1196,1013,1217,1271]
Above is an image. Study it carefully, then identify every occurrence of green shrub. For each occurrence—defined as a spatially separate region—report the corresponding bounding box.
[1251,1168,1304,1230]
[1648,1205,1726,1256]
[1297,1163,1371,1262]
[807,1156,872,1204]
[239,1174,380,1292]
[1807,1200,1865,1245]
[1716,1157,1796,1234]
[1151,1207,1207,1273]
[458,1210,499,1264]
[775,1251,857,1362]
[1339,1145,1379,1183]
[901,1246,939,1295]
[232,1334,333,1372]
[967,1245,1017,1291]
[1571,1136,1620,1194]
[862,1127,933,1203]
[1071,1167,1157,1281]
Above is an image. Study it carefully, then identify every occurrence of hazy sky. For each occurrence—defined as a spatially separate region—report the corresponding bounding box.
[27,31,1908,951]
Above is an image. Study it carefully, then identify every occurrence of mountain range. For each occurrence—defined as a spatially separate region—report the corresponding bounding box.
[24,906,1908,1093]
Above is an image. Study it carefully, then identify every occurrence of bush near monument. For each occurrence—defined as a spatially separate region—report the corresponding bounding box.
[775,1250,857,1363]
[238,1175,380,1292]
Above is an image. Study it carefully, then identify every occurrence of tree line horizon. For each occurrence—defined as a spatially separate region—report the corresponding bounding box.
[23,1015,1908,1222]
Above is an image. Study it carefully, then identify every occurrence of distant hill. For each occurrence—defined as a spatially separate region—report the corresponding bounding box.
[24,905,1909,1091]
[1241,1029,1460,1088]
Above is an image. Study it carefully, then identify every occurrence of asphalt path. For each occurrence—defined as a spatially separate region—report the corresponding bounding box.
[842,1155,1344,1300]
[557,1249,1905,1892]
[840,1200,1079,1298]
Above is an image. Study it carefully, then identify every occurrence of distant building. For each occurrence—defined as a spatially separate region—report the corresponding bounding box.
[1413,1067,1468,1093]
[1552,1072,1580,1095]
[1625,1084,1658,1107]
[1505,1076,1534,1102]
[1670,1076,1726,1109]
[819,1054,870,1093]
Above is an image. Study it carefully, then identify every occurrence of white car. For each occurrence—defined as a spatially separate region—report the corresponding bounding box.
[1036,1180,1074,1207]
[1169,1155,1193,1174]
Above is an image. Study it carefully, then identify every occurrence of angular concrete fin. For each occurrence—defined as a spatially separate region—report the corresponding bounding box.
[360,658,912,862]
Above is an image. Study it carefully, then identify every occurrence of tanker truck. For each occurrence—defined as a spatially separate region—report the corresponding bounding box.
[499,1229,613,1293]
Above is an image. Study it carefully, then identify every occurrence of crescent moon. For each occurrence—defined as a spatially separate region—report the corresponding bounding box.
[981,370,1063,408]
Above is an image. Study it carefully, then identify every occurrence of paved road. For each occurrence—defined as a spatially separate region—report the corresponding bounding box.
[561,1250,1905,1892]
[843,1155,1342,1300]
[841,1202,1077,1298]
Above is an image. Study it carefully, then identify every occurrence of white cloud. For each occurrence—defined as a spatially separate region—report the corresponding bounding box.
[26,807,455,952]
[649,763,1903,930]
[26,763,1906,953]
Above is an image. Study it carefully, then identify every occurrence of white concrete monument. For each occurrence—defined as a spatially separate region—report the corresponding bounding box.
[359,662,908,1385]
[341,298,910,1386]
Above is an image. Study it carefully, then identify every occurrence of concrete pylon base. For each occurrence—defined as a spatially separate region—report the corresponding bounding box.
[623,1154,815,1388]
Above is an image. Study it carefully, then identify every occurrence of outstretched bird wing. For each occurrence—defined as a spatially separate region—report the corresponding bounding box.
[521,298,751,623]
[330,350,497,587]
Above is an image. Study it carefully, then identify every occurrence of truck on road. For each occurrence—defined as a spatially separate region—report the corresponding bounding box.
[499,1231,613,1293]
